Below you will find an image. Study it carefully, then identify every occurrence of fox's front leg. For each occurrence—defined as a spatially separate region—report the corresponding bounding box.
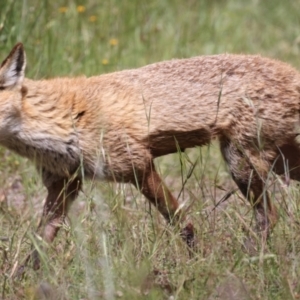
[134,163,195,249]
[21,171,81,271]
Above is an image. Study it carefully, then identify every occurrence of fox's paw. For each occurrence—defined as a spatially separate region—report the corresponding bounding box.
[180,222,199,258]
[13,249,41,280]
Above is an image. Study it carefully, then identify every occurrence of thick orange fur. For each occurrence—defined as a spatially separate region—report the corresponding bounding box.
[1,43,300,270]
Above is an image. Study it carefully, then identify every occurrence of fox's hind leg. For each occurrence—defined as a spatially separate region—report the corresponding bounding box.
[274,140,300,182]
[133,162,195,249]
[220,138,278,240]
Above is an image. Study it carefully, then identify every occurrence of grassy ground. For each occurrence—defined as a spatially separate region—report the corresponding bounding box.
[1,0,300,299]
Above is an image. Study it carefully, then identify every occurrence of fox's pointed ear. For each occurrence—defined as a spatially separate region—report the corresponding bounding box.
[0,43,26,89]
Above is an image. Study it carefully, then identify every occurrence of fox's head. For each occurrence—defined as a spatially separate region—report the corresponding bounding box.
[0,43,26,138]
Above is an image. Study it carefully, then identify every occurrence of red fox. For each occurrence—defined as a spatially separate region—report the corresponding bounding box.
[1,43,300,270]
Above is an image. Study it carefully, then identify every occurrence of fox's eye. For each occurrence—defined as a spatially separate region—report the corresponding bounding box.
[75,111,85,120]
[0,86,5,91]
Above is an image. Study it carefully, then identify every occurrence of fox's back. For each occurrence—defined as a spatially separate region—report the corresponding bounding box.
[18,54,300,167]
[85,54,300,155]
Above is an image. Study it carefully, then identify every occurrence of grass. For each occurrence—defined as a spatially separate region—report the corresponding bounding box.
[1,0,300,299]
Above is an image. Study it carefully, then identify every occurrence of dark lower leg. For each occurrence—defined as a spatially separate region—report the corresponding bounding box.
[135,165,195,248]
[27,176,81,270]
[220,139,278,240]
[234,177,277,240]
[38,177,81,243]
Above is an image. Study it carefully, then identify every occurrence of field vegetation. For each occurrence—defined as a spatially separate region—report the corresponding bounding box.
[1,0,300,299]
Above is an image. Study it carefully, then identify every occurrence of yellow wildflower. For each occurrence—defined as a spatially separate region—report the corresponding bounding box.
[89,15,97,22]
[109,38,118,46]
[77,5,85,13]
[102,59,109,65]
[59,7,68,13]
